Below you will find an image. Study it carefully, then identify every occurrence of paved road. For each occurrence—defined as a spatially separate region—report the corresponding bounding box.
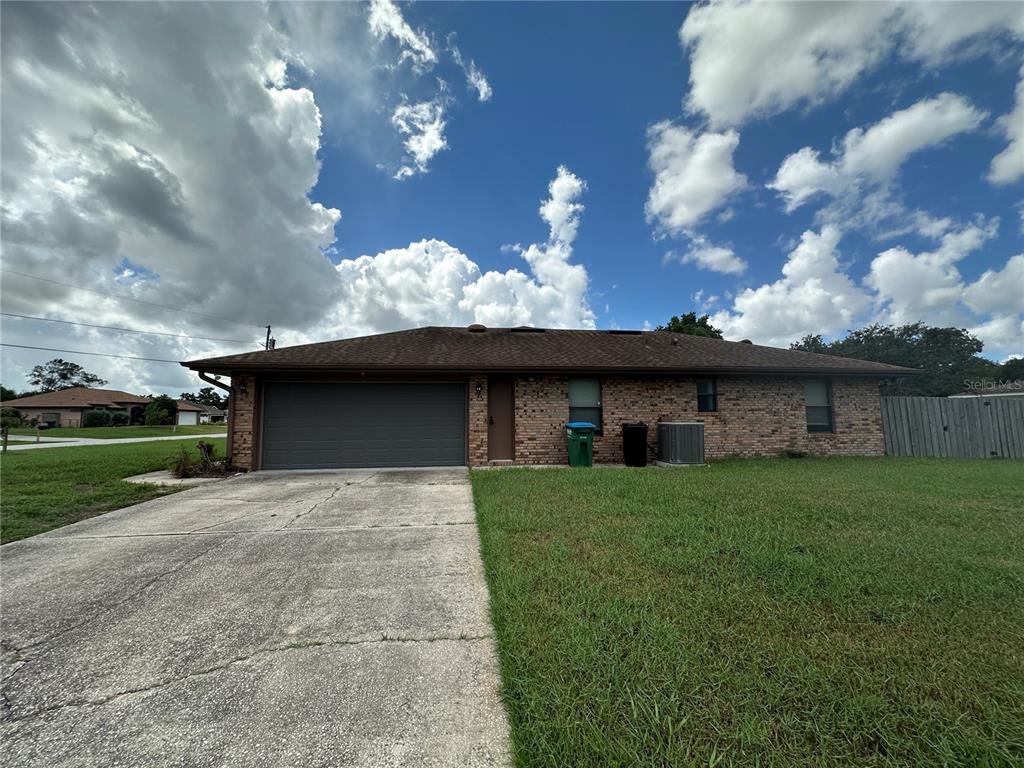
[4,433,227,451]
[1,468,511,767]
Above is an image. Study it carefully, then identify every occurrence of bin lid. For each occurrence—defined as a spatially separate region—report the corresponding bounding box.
[565,421,596,429]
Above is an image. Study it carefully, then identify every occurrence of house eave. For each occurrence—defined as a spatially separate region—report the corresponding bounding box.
[182,362,920,378]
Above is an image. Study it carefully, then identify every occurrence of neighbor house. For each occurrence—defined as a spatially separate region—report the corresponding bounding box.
[182,326,918,471]
[198,404,227,423]
[1,387,205,427]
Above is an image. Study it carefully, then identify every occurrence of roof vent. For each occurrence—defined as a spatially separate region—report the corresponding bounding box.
[467,324,487,333]
[740,339,753,344]
[511,326,545,333]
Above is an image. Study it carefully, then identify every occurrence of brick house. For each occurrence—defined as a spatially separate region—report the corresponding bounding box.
[1,387,205,427]
[182,326,917,471]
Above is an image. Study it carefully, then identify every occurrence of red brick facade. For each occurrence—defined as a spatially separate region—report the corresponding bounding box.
[477,374,884,466]
[225,373,884,469]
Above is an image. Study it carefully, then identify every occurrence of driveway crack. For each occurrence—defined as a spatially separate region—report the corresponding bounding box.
[281,486,340,529]
[13,535,234,655]
[2,633,494,724]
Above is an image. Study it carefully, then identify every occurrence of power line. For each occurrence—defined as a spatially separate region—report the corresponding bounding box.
[1,311,260,346]
[1,343,182,364]
[0,268,256,330]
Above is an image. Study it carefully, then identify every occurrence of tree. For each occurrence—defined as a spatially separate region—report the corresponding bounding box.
[1,385,17,402]
[180,386,228,410]
[656,312,724,339]
[790,323,998,396]
[144,395,177,426]
[999,357,1024,382]
[27,359,107,392]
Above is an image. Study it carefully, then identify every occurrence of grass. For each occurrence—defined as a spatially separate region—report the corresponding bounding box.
[0,438,226,544]
[6,424,227,439]
[471,458,1024,767]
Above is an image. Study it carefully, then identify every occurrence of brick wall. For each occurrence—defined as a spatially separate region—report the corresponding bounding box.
[468,374,488,465]
[466,374,884,466]
[229,374,257,470]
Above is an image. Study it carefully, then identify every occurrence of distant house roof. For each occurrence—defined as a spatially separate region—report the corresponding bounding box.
[1,387,204,411]
[949,380,1024,397]
[183,326,920,377]
[200,404,226,415]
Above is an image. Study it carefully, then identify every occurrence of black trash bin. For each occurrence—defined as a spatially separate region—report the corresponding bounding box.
[622,422,648,467]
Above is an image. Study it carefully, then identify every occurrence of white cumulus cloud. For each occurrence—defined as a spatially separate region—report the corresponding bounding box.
[367,0,437,71]
[680,0,1022,127]
[769,93,987,211]
[321,166,595,337]
[645,122,747,234]
[676,244,747,276]
[711,226,870,347]
[989,66,1024,185]
[391,90,450,179]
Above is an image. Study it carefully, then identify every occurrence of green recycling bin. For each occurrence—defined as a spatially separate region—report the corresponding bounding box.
[565,421,596,467]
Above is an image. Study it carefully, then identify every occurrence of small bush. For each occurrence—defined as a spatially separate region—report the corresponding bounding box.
[109,411,130,426]
[169,445,197,478]
[168,441,226,479]
[1,407,24,429]
[82,409,113,428]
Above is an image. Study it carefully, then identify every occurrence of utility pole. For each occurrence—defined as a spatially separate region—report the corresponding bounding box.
[264,325,276,351]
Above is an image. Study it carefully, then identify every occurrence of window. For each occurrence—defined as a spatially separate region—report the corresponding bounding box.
[804,379,833,433]
[697,379,717,412]
[569,378,602,431]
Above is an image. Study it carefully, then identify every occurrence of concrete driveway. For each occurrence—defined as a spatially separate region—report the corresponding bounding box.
[1,468,511,767]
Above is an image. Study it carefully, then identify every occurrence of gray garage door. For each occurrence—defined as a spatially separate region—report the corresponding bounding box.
[260,382,467,469]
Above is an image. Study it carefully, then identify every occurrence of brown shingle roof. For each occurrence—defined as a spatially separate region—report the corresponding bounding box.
[183,326,920,377]
[1,387,205,411]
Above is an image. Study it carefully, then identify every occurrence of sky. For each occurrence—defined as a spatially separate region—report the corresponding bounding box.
[1,0,1022,396]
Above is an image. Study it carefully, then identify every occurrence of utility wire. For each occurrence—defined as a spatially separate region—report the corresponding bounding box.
[0,311,260,346]
[0,268,256,330]
[1,343,183,364]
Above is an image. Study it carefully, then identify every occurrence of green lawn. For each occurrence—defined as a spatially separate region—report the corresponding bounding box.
[472,458,1024,767]
[0,438,226,544]
[7,424,227,439]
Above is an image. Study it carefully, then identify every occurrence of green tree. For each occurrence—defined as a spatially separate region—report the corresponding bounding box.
[656,312,724,339]
[999,357,1024,382]
[1,385,18,402]
[144,395,177,426]
[179,386,227,410]
[790,323,998,396]
[27,359,107,392]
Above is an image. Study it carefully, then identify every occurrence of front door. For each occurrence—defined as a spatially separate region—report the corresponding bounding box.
[487,378,514,461]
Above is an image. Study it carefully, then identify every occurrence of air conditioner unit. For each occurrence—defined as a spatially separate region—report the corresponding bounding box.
[656,422,705,465]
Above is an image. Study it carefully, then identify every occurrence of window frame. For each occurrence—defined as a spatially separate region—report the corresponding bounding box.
[568,377,603,433]
[804,379,834,433]
[696,378,718,413]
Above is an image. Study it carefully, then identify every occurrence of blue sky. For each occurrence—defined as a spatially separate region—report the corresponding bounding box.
[1,1,1022,394]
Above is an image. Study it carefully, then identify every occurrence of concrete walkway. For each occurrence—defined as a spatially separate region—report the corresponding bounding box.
[1,468,511,767]
[3,433,227,451]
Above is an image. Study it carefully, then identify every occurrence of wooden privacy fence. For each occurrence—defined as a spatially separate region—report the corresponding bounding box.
[881,396,1024,459]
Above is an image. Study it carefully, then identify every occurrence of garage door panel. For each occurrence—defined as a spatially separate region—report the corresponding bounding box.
[260,383,466,469]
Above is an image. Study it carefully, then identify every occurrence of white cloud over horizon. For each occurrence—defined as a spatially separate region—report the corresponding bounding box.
[322,166,595,337]
[711,220,1023,357]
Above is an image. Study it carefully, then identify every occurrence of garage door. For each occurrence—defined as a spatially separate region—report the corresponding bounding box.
[260,382,467,469]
